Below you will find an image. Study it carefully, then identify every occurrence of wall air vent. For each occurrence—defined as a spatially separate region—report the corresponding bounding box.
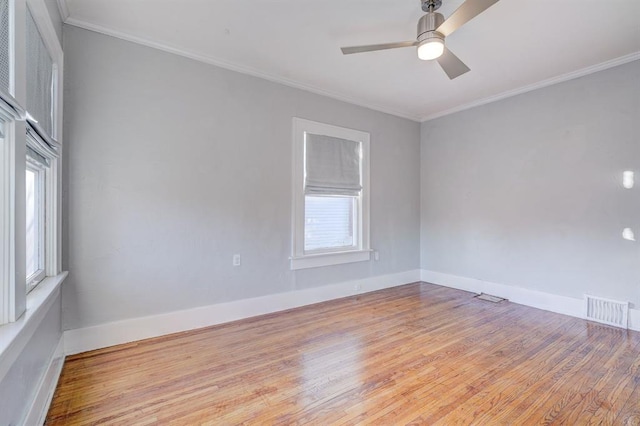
[584,295,629,329]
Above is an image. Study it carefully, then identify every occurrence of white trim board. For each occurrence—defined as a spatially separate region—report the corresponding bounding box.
[23,336,65,426]
[64,269,421,355]
[420,269,640,332]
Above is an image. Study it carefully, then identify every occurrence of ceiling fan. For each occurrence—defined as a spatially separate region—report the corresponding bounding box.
[340,0,499,80]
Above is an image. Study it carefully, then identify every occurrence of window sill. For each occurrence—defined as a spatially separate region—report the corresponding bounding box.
[290,250,371,270]
[0,271,68,382]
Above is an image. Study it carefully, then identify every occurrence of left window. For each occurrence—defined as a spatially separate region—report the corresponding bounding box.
[0,0,63,323]
[23,2,61,292]
[25,150,46,289]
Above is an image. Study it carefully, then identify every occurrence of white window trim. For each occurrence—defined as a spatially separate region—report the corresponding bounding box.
[43,141,59,274]
[291,117,370,270]
[0,110,17,324]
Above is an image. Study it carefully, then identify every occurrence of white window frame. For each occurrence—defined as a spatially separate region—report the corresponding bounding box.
[291,118,370,270]
[0,110,17,324]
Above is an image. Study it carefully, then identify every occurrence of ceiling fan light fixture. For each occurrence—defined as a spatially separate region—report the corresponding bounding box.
[417,38,444,60]
[340,0,501,78]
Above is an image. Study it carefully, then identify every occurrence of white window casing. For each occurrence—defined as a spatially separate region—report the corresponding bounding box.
[291,117,370,270]
[0,113,13,324]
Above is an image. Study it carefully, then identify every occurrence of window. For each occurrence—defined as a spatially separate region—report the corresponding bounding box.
[291,118,370,270]
[25,150,46,289]
[22,2,61,292]
[304,195,356,251]
[23,127,59,291]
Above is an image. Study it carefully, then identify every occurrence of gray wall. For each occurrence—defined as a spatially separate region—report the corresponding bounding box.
[62,25,421,330]
[421,60,640,307]
[0,294,61,425]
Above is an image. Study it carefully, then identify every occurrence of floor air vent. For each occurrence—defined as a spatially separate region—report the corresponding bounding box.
[584,295,628,329]
[475,293,506,303]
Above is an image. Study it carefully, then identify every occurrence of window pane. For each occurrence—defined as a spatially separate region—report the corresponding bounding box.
[304,195,356,252]
[26,169,38,277]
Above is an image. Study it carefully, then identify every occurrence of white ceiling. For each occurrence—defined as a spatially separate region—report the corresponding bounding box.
[61,0,640,121]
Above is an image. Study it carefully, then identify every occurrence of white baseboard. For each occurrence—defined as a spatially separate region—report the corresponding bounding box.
[64,269,421,355]
[23,335,65,426]
[421,269,640,332]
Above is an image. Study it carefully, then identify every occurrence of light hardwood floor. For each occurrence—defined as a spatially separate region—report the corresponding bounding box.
[46,282,640,425]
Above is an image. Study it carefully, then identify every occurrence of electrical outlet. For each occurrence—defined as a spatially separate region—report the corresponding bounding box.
[374,251,380,261]
[355,283,362,292]
[233,254,241,266]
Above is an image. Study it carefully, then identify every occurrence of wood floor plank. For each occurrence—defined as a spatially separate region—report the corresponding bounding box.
[46,282,640,425]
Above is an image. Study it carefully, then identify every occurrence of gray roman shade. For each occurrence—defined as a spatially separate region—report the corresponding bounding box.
[305,133,362,196]
[26,120,59,161]
[26,7,53,139]
[0,0,28,122]
[0,0,9,93]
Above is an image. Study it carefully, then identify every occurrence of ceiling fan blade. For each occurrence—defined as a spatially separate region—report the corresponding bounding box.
[436,48,470,79]
[341,41,417,55]
[436,0,499,37]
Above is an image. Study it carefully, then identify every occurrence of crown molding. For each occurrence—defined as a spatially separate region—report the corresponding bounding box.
[63,16,639,125]
[56,0,69,21]
[420,51,640,122]
[64,18,422,122]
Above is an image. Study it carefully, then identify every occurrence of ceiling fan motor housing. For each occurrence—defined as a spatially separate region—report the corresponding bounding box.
[417,12,445,43]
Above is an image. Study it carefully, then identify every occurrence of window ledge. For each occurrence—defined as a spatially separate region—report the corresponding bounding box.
[291,250,371,270]
[0,271,68,383]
